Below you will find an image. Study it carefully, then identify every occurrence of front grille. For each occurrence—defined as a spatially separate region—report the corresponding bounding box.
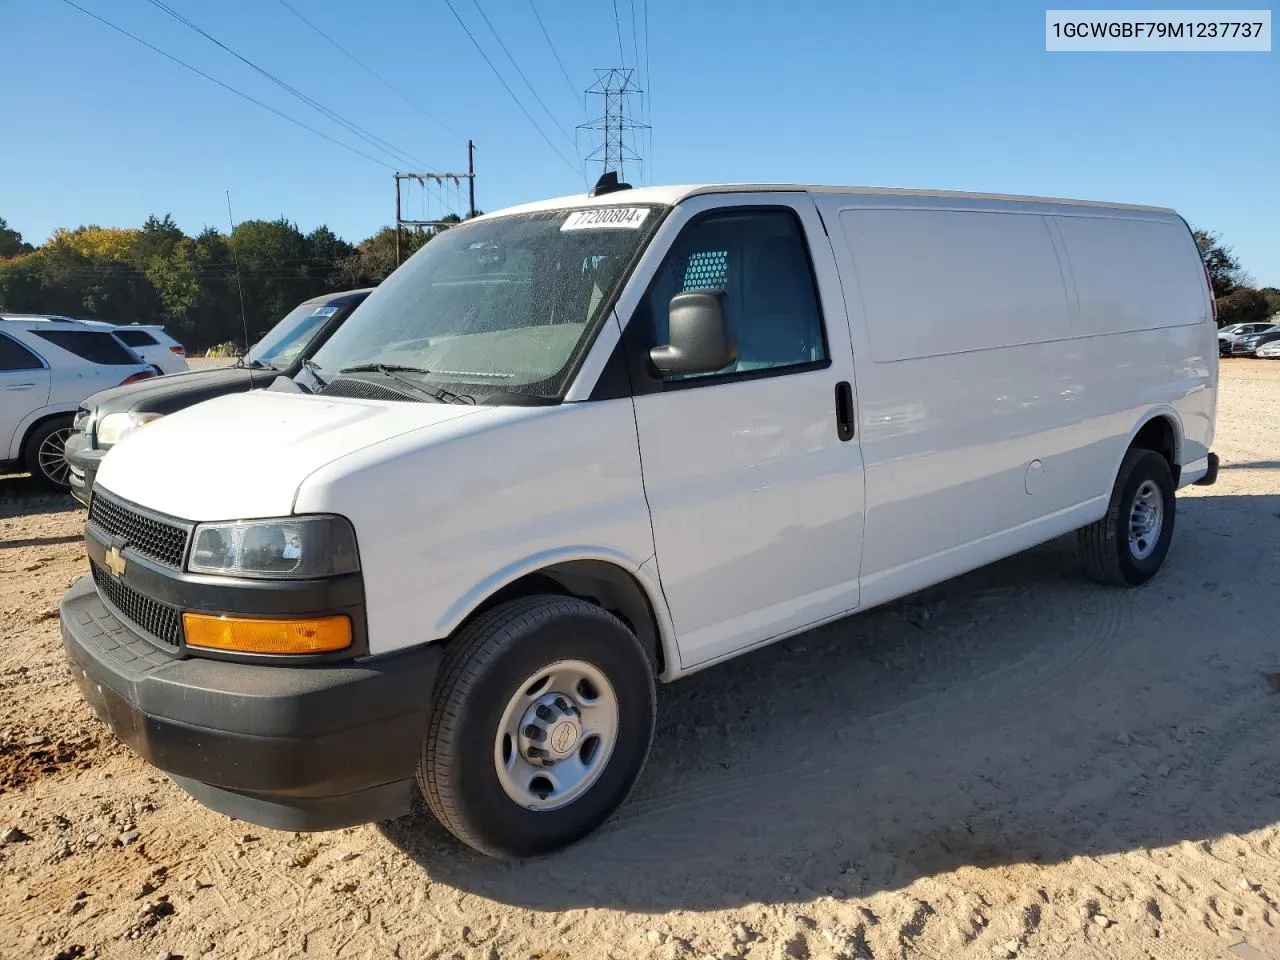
[91,563,182,648]
[321,376,419,402]
[88,493,189,568]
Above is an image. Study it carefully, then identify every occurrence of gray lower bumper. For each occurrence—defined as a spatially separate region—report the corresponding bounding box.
[60,576,442,830]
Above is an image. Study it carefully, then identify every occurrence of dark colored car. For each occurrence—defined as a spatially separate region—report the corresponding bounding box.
[65,289,372,505]
[1231,325,1280,357]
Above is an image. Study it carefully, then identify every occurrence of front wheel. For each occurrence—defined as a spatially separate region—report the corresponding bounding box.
[23,416,76,489]
[1078,447,1176,586]
[419,595,656,858]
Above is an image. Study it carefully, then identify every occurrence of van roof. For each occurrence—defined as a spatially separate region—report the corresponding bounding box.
[485,184,1176,218]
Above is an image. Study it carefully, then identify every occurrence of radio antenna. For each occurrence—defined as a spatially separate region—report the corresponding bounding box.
[225,190,252,385]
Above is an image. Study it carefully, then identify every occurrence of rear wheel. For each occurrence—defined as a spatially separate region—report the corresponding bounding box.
[1078,447,1176,586]
[23,416,75,489]
[419,595,656,858]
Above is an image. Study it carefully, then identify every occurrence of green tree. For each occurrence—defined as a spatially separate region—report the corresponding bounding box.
[0,217,33,258]
[1259,287,1280,317]
[1216,287,1272,327]
[1193,228,1250,297]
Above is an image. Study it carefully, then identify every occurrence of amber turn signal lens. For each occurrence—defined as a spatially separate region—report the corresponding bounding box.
[182,613,352,654]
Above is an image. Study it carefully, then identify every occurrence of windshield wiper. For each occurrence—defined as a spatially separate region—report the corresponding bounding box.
[337,363,439,403]
[300,358,327,388]
[339,363,433,376]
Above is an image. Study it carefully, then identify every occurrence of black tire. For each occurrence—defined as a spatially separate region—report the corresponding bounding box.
[22,416,76,489]
[1078,447,1176,586]
[419,595,656,858]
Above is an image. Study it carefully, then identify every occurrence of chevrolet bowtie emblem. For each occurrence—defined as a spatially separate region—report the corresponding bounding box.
[105,546,127,578]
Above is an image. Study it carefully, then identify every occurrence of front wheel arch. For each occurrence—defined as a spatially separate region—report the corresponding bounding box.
[446,558,672,678]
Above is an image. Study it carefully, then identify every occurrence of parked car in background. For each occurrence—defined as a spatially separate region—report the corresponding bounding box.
[0,313,188,375]
[1256,339,1280,359]
[102,325,187,375]
[0,317,154,487]
[1230,324,1280,356]
[64,288,372,504]
[59,182,1217,858]
[1218,321,1275,355]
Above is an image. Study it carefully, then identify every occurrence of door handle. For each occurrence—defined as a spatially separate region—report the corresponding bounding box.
[834,381,855,442]
[4,383,35,391]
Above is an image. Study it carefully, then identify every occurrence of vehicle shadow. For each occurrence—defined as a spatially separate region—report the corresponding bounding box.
[0,475,81,520]
[378,492,1280,912]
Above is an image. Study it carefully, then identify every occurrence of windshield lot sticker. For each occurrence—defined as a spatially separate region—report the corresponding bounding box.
[310,306,339,317]
[561,208,650,231]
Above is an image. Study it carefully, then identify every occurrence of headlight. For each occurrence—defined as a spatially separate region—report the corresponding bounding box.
[188,516,360,579]
[96,411,163,447]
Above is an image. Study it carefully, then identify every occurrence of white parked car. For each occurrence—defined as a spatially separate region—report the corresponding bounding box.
[102,324,188,375]
[1,317,155,486]
[0,314,188,375]
[61,180,1218,858]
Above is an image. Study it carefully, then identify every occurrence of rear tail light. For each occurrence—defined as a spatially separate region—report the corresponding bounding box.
[170,345,185,354]
[1204,264,1217,323]
[118,371,155,386]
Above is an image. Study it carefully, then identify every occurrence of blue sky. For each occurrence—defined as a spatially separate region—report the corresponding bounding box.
[1,0,1275,283]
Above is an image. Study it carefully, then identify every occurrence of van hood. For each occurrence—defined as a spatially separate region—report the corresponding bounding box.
[94,391,487,520]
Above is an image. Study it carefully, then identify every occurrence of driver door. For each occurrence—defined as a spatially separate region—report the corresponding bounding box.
[626,194,865,668]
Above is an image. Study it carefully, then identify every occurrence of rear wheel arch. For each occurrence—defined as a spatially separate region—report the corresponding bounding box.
[1126,411,1183,485]
[452,559,669,678]
[20,411,76,487]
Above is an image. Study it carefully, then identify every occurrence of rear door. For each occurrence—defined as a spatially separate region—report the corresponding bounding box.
[0,332,51,459]
[625,193,865,668]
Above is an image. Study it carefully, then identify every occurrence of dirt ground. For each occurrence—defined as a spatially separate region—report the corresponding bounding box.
[2,360,1279,960]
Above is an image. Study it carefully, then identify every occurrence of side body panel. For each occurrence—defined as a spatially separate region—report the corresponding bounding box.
[1042,213,1216,498]
[815,193,1215,613]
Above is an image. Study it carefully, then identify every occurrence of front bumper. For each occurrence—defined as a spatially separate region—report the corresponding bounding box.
[60,576,442,830]
[63,432,104,506]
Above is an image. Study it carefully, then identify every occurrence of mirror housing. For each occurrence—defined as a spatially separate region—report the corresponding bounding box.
[649,290,737,377]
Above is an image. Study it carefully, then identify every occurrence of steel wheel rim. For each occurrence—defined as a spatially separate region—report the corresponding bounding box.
[1128,479,1164,560]
[37,427,74,487]
[494,659,619,811]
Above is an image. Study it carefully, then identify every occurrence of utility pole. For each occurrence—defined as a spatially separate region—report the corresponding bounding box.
[467,139,476,219]
[393,143,477,266]
[579,69,648,183]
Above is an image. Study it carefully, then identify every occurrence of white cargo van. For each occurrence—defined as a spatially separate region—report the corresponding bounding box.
[61,181,1218,858]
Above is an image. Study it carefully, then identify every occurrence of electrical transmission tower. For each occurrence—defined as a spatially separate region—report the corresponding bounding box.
[579,68,648,183]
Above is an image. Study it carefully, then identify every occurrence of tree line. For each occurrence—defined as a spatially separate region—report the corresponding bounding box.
[1193,229,1278,327]
[0,213,465,352]
[0,215,1274,352]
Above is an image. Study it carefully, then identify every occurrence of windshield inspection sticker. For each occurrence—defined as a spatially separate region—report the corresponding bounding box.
[310,306,339,318]
[561,207,650,231]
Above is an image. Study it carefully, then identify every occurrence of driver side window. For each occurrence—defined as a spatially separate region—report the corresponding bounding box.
[643,207,828,381]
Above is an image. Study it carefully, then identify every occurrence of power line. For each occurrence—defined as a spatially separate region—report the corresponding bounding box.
[272,0,465,143]
[526,0,581,107]
[610,0,627,65]
[441,0,580,175]
[139,0,432,171]
[628,0,640,78]
[56,0,394,169]
[467,0,576,146]
[642,0,652,178]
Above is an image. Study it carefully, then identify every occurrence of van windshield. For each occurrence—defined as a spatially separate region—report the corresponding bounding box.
[307,206,664,401]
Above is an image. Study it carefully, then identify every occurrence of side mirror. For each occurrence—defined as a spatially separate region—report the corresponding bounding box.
[649,290,737,377]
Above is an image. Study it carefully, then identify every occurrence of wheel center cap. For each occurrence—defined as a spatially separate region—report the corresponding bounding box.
[550,720,579,756]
